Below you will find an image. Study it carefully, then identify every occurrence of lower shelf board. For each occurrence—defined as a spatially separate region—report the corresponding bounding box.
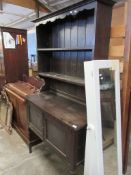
[39,72,85,86]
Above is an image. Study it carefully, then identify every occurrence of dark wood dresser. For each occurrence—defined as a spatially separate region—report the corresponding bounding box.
[26,0,115,173]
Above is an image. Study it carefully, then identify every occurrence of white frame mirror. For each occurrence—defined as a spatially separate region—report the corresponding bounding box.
[84,60,122,175]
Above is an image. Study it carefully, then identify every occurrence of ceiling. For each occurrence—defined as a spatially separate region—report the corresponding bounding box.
[0,0,120,30]
[0,0,50,30]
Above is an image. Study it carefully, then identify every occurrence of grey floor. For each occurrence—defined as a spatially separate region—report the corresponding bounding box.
[0,125,131,175]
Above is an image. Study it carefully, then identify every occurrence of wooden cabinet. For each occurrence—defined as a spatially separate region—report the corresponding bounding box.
[4,76,44,143]
[0,27,28,90]
[7,88,28,141]
[26,0,115,173]
[5,82,38,143]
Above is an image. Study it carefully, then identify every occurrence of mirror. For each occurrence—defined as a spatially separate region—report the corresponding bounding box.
[0,29,5,77]
[0,88,13,134]
[99,68,117,174]
[84,60,122,175]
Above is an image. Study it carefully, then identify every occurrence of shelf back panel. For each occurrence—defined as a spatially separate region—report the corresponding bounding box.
[37,9,95,49]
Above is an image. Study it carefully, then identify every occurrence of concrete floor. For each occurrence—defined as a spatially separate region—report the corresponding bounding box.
[0,125,83,175]
[0,125,131,175]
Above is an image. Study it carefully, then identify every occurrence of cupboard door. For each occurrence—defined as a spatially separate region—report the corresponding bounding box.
[1,29,28,83]
[46,116,66,156]
[29,104,44,139]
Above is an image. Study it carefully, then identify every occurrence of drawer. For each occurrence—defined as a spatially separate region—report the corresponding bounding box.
[29,104,44,138]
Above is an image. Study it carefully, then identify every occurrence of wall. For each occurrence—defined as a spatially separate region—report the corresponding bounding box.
[27,29,37,63]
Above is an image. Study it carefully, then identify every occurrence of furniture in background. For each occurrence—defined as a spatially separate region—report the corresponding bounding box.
[108,0,131,173]
[0,77,5,92]
[0,87,13,134]
[26,0,115,173]
[5,76,44,143]
[124,87,131,173]
[0,29,5,92]
[0,27,28,90]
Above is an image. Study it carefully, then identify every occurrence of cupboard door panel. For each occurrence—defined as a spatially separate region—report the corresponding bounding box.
[46,118,66,155]
[29,104,44,138]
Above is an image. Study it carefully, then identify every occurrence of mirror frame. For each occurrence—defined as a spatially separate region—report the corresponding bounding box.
[84,60,122,175]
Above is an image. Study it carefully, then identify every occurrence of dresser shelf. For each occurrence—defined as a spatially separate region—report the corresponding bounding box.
[39,72,84,86]
[37,47,93,51]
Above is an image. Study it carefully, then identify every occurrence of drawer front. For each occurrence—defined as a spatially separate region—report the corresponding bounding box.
[29,104,44,138]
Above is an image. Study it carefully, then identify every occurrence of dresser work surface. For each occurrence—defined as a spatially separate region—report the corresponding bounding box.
[26,92,87,130]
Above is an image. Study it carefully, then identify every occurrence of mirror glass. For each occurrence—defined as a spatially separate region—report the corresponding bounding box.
[99,68,117,175]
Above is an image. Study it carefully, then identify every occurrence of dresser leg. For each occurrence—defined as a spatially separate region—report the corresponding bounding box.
[28,127,33,153]
[29,143,32,153]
